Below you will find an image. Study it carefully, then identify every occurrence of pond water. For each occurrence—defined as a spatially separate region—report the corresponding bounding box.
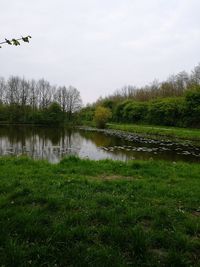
[0,125,200,163]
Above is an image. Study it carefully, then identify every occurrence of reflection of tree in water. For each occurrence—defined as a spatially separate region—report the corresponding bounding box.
[1,125,199,163]
[78,130,115,147]
[0,125,83,163]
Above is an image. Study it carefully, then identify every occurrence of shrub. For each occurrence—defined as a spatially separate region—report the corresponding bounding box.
[147,98,185,126]
[184,85,200,127]
[123,102,149,123]
[101,99,117,110]
[94,106,112,128]
[113,100,132,122]
[44,102,65,125]
[79,106,95,122]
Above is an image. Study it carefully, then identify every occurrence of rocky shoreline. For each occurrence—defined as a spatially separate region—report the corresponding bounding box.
[78,126,198,147]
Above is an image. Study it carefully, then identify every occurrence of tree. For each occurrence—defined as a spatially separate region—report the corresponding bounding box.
[66,86,82,120]
[191,63,200,85]
[0,77,6,103]
[185,85,200,127]
[0,36,32,48]
[37,79,53,109]
[94,106,112,128]
[45,102,64,125]
[54,86,82,120]
[19,78,30,106]
[0,75,83,125]
[54,86,68,112]
[6,76,20,104]
[29,79,37,110]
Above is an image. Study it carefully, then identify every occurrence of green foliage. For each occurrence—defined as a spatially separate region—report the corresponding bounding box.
[94,106,112,128]
[0,104,8,121]
[0,103,66,126]
[5,38,12,45]
[79,106,95,122]
[184,85,200,127]
[0,76,82,125]
[0,36,32,48]
[147,98,185,126]
[123,102,149,123]
[80,88,200,128]
[113,100,132,122]
[101,99,117,110]
[112,98,186,127]
[79,64,200,129]
[44,102,65,125]
[99,85,200,128]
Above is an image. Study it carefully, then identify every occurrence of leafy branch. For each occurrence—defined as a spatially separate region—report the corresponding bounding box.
[0,35,32,48]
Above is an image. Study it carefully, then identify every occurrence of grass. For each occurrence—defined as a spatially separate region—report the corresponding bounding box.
[0,156,199,266]
[108,123,200,142]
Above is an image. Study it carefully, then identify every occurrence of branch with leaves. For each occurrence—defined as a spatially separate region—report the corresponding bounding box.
[0,35,32,48]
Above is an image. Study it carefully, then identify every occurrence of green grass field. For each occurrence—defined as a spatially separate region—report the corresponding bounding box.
[0,156,199,266]
[108,123,200,141]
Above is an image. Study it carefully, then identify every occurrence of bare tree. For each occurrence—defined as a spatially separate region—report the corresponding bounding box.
[29,79,37,110]
[37,79,52,109]
[6,76,21,104]
[191,63,200,85]
[66,86,82,120]
[54,86,68,112]
[19,78,30,106]
[0,77,6,104]
[175,71,190,93]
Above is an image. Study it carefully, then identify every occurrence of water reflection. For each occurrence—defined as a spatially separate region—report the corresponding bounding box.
[0,125,200,163]
[0,126,82,163]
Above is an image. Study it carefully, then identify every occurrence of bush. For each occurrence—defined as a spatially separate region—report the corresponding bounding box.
[113,100,132,122]
[44,102,65,125]
[101,99,117,110]
[147,98,185,126]
[94,106,112,128]
[108,97,188,127]
[0,104,9,122]
[123,102,149,123]
[184,85,200,127]
[79,106,95,122]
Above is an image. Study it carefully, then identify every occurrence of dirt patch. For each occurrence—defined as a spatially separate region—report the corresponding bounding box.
[150,248,168,259]
[140,219,152,232]
[98,175,138,180]
[191,210,200,217]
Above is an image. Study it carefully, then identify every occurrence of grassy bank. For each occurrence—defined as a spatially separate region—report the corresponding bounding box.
[108,123,200,141]
[0,157,199,266]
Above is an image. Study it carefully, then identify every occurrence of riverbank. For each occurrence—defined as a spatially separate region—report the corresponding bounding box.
[0,156,199,266]
[108,123,200,142]
[2,121,200,142]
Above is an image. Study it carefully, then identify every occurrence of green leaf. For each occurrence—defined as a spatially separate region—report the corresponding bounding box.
[5,39,12,45]
[12,39,20,46]
[22,36,29,43]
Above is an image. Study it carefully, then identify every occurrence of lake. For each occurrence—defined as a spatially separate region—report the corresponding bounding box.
[0,125,200,163]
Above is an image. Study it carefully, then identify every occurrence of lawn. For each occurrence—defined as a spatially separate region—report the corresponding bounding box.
[108,123,200,142]
[0,156,199,266]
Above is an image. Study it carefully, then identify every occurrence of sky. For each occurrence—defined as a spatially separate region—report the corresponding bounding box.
[1,0,200,104]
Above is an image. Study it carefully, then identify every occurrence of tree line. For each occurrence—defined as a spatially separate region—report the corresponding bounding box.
[96,64,200,103]
[0,76,82,125]
[80,64,200,128]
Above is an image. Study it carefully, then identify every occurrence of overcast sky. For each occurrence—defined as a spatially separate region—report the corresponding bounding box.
[1,0,200,104]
